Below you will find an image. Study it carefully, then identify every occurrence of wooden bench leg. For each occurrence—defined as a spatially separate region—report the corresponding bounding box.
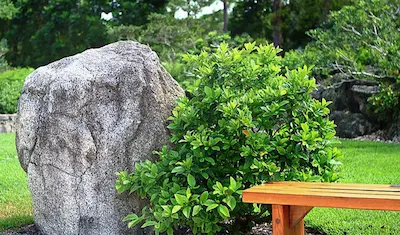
[272,205,313,235]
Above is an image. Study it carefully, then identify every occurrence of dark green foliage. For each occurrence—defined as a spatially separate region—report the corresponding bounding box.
[108,14,254,85]
[187,31,254,55]
[108,14,221,63]
[116,43,342,234]
[110,0,168,26]
[229,0,273,43]
[0,67,33,114]
[282,0,354,50]
[163,31,255,86]
[229,0,353,50]
[0,0,110,68]
[0,0,17,71]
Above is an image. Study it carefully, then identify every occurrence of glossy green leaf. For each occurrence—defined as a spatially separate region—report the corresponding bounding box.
[200,191,209,204]
[172,205,182,214]
[206,203,219,212]
[187,174,196,187]
[174,194,188,205]
[183,207,191,218]
[218,205,230,218]
[192,205,202,216]
[141,221,158,228]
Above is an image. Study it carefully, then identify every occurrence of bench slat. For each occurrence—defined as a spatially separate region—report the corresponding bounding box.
[244,188,400,199]
[245,187,400,198]
[247,184,400,194]
[268,181,400,191]
[242,182,400,211]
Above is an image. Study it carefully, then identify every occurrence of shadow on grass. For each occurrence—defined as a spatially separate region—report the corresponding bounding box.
[0,215,34,232]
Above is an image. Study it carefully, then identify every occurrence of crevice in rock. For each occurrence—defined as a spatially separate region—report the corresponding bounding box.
[26,136,38,169]
[43,163,77,178]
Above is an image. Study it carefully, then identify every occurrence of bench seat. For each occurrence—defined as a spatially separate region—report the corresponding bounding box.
[242,181,400,235]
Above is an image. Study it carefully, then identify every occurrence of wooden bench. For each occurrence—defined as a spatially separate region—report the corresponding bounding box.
[242,181,400,235]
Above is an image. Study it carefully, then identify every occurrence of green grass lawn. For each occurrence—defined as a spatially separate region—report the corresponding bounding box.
[0,134,399,234]
[306,139,400,235]
[0,133,33,231]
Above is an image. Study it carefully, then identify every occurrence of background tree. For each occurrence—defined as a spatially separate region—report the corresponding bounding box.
[0,0,18,71]
[272,0,283,48]
[222,0,229,31]
[229,0,353,50]
[0,0,110,68]
[168,0,215,18]
[282,0,353,50]
[108,13,208,62]
[229,0,273,42]
[110,0,168,25]
[169,0,231,32]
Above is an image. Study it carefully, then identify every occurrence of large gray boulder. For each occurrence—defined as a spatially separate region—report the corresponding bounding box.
[16,41,184,235]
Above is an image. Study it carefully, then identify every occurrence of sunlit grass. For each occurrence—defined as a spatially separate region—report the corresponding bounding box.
[306,139,400,235]
[0,133,33,231]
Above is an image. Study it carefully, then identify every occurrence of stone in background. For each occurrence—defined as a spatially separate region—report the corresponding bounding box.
[16,41,184,235]
[0,114,17,133]
[312,78,380,138]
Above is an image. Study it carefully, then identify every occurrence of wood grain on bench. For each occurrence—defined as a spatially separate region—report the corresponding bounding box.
[243,181,400,211]
[242,181,400,235]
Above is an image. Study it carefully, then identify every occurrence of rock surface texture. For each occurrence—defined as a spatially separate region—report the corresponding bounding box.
[330,111,376,138]
[16,41,184,235]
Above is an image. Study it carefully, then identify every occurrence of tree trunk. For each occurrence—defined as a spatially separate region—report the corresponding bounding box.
[323,0,330,21]
[187,0,192,17]
[272,0,283,48]
[223,0,228,32]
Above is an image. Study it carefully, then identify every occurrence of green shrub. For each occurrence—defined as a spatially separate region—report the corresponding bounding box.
[367,85,399,121]
[282,49,331,79]
[116,43,342,234]
[282,50,307,72]
[164,31,256,88]
[0,68,33,114]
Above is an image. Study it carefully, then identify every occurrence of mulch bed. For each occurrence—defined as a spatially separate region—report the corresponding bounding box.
[2,223,324,235]
[247,223,324,235]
